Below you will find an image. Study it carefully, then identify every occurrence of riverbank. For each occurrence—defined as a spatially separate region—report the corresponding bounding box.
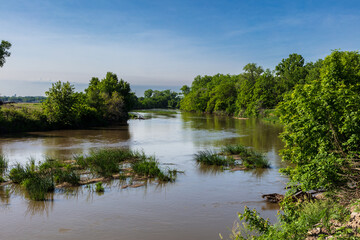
[0,102,128,134]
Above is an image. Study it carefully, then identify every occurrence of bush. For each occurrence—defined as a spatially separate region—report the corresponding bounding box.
[230,199,352,240]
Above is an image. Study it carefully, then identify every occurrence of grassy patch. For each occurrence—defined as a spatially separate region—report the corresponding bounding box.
[5,149,178,200]
[195,145,270,169]
[195,150,236,166]
[132,158,177,182]
[75,148,143,177]
[221,144,270,168]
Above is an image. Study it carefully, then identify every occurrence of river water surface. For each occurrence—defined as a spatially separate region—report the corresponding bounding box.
[0,112,286,240]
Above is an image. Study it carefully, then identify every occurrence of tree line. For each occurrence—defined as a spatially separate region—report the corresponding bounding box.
[180,53,323,117]
[133,89,181,109]
[0,72,135,132]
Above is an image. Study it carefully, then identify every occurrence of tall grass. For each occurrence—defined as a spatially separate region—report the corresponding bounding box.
[195,150,236,166]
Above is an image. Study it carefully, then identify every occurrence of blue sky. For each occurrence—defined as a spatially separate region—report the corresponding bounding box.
[0,0,360,96]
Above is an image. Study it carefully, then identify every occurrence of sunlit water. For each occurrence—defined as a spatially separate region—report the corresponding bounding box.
[0,112,286,240]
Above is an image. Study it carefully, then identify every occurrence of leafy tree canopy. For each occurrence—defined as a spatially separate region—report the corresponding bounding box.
[278,50,360,190]
[0,40,11,67]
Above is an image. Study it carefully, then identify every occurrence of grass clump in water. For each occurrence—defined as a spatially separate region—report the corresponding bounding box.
[195,150,236,166]
[39,157,80,185]
[131,158,177,182]
[221,144,270,168]
[75,148,137,177]
[22,173,54,201]
[95,182,104,192]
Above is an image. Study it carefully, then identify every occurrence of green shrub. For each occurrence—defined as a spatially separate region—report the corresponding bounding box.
[231,199,352,240]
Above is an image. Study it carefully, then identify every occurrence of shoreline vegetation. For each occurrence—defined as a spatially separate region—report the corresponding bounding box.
[0,72,135,133]
[0,149,178,201]
[223,50,360,239]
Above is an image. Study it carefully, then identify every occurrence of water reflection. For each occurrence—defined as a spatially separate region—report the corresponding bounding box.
[0,186,11,207]
[181,113,283,151]
[196,164,225,175]
[25,197,54,217]
[0,125,131,164]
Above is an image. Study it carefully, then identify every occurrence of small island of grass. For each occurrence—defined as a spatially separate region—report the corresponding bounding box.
[195,144,270,170]
[0,149,178,201]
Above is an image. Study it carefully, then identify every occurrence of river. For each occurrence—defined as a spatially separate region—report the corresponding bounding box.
[0,111,286,240]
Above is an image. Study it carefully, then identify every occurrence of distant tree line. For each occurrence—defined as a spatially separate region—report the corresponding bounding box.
[180,53,323,116]
[0,96,46,103]
[0,72,135,133]
[133,89,181,109]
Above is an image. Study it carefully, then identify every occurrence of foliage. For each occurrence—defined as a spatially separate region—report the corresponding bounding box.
[230,199,353,240]
[134,89,181,109]
[180,54,322,117]
[0,72,135,133]
[278,50,360,191]
[0,96,46,103]
[0,104,48,133]
[85,72,134,122]
[0,40,11,67]
[42,81,80,127]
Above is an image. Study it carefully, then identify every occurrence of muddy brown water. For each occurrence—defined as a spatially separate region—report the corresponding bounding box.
[0,112,286,240]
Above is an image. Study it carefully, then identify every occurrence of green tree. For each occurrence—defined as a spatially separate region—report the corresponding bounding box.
[278,50,360,191]
[144,89,153,98]
[84,72,132,122]
[275,53,308,92]
[42,81,79,127]
[180,85,190,95]
[0,40,11,67]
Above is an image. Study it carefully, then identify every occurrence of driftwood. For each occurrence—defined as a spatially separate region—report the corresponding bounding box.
[262,190,326,203]
[262,193,284,203]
